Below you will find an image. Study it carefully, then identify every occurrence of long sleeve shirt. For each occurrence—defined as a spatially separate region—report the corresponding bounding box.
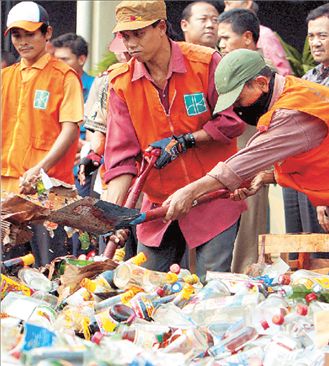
[104,41,246,248]
[257,25,292,76]
[208,74,328,190]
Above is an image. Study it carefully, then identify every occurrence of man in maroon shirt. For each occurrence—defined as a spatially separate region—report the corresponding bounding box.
[103,0,246,280]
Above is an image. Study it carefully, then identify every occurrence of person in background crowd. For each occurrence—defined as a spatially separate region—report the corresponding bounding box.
[1,50,17,68]
[52,33,94,196]
[2,1,83,266]
[52,33,95,256]
[103,0,246,281]
[224,0,292,76]
[181,1,219,49]
[217,8,269,273]
[162,49,329,236]
[282,4,329,246]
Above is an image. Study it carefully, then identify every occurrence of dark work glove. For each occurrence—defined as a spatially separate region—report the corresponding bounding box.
[150,133,195,169]
[79,151,102,176]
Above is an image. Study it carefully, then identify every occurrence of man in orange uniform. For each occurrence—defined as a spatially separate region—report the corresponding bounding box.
[103,0,246,280]
[164,49,329,234]
[2,1,84,265]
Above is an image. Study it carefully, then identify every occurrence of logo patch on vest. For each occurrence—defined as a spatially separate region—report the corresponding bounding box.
[34,90,50,110]
[184,92,207,116]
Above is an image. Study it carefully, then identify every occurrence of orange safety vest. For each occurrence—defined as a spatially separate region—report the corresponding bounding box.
[257,76,329,206]
[109,42,238,203]
[1,57,79,184]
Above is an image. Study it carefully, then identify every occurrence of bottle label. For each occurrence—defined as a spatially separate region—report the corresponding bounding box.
[130,295,154,321]
[95,309,117,334]
[0,274,33,299]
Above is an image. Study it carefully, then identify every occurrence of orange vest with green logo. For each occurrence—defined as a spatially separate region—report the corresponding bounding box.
[109,42,238,203]
[1,57,79,184]
[257,76,329,206]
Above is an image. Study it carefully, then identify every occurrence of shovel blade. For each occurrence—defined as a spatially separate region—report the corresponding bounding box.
[49,197,139,234]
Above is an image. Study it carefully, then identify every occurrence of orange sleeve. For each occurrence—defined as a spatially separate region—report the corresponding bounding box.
[59,70,84,123]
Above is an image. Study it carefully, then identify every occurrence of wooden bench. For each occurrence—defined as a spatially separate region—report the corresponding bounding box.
[258,233,329,274]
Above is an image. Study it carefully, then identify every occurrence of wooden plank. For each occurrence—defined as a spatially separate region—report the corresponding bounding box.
[258,234,329,254]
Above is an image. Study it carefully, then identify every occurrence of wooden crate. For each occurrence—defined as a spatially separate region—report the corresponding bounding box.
[258,234,329,273]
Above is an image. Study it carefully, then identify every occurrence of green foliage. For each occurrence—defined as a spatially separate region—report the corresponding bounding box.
[277,35,316,77]
[91,51,118,76]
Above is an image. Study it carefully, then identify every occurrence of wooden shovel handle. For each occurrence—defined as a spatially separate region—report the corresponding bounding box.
[143,188,231,223]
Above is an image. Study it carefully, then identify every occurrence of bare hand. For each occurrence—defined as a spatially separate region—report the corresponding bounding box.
[316,206,329,232]
[230,174,264,201]
[78,164,87,186]
[19,166,42,194]
[162,187,196,222]
[108,229,130,247]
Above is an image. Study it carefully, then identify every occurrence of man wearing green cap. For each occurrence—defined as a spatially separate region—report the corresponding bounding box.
[102,0,247,278]
[163,49,329,233]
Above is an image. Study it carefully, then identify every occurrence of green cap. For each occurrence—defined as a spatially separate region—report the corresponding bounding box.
[214,49,266,114]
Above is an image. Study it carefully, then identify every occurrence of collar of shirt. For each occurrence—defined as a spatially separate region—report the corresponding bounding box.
[269,73,285,109]
[19,52,51,71]
[131,40,187,83]
[314,63,329,77]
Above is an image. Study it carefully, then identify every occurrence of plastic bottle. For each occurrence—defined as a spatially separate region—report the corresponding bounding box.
[208,326,258,358]
[31,291,58,308]
[250,293,289,335]
[113,263,178,291]
[80,270,117,294]
[94,303,136,334]
[17,268,54,292]
[188,279,230,305]
[1,254,35,275]
[95,286,141,312]
[173,284,194,308]
[290,269,329,291]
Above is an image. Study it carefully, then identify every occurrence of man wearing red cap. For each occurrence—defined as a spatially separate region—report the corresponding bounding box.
[102,0,246,279]
[2,1,84,265]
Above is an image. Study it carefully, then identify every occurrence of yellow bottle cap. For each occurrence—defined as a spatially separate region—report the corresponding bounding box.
[22,254,35,266]
[130,252,147,266]
[80,278,96,293]
[166,273,179,284]
[184,274,199,285]
[113,248,126,262]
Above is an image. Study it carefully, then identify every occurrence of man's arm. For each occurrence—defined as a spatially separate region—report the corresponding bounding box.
[163,109,328,221]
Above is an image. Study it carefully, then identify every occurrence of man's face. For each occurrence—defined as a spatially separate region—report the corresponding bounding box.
[233,78,269,108]
[308,16,329,67]
[11,27,51,66]
[181,2,219,48]
[120,22,165,63]
[54,47,85,75]
[218,22,248,56]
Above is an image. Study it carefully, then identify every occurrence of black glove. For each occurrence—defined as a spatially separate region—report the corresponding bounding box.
[150,133,195,169]
[79,151,102,176]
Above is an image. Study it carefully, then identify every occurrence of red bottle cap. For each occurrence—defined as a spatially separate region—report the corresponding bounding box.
[305,293,317,303]
[91,331,104,344]
[296,303,308,316]
[261,320,269,330]
[272,313,285,325]
[86,250,96,259]
[156,288,165,297]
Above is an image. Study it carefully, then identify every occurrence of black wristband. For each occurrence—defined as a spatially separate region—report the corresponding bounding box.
[183,132,196,148]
